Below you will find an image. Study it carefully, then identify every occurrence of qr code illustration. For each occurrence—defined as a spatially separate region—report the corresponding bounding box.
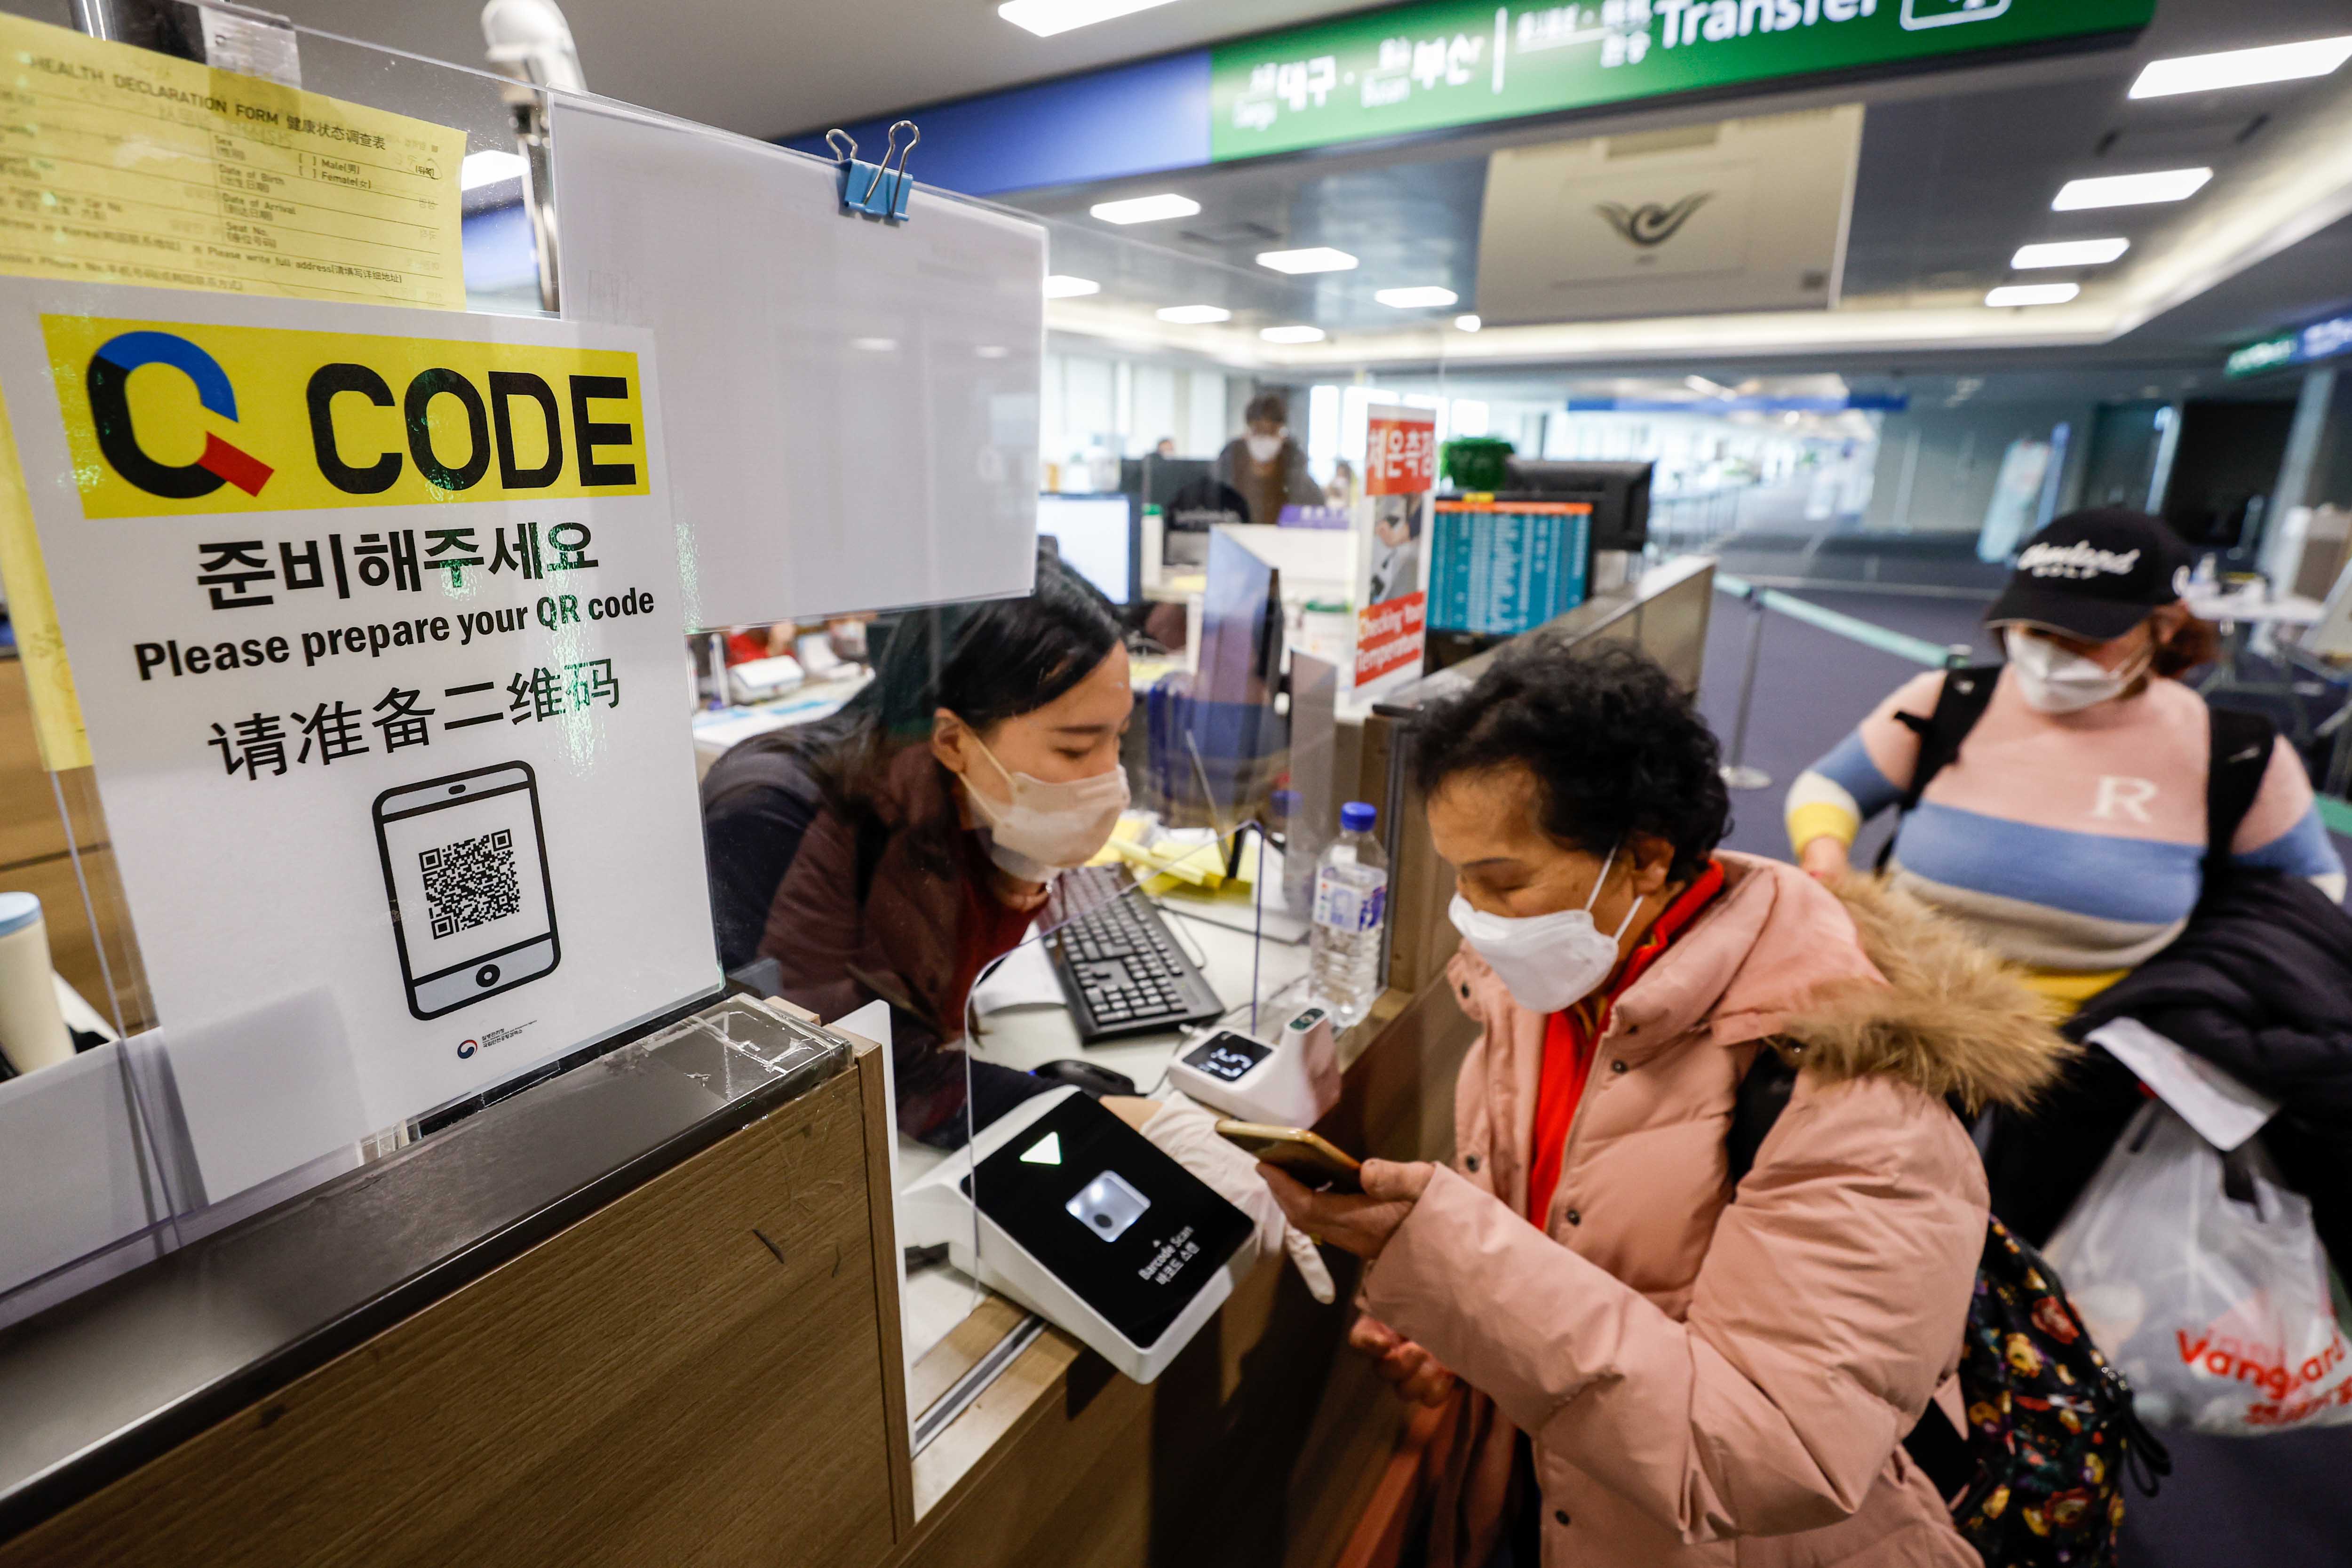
[419,828,521,939]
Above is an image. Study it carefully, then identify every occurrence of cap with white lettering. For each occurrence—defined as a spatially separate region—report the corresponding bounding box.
[1984,508,2194,643]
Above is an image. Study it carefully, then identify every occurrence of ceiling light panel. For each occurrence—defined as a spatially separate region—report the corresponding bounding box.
[1043,275,1100,298]
[2011,239,2130,269]
[998,0,1179,39]
[2130,36,2352,98]
[1156,305,1232,324]
[1374,286,1458,308]
[1090,193,1200,224]
[1256,247,1358,274]
[1986,283,2080,307]
[2052,169,2211,210]
[1261,325,1327,343]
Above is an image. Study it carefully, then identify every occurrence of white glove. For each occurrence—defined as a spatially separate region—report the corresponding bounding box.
[1139,1094,1336,1305]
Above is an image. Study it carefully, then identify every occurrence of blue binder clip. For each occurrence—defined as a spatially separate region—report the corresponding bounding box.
[858,120,920,223]
[828,128,883,212]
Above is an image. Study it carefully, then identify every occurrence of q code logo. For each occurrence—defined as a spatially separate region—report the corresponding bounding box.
[456,1038,478,1060]
[42,313,650,520]
[87,331,275,501]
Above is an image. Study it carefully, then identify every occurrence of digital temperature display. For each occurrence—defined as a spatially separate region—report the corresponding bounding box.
[1182,1032,1271,1084]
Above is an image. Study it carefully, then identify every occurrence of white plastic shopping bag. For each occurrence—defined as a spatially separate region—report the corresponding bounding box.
[2044,1102,2352,1435]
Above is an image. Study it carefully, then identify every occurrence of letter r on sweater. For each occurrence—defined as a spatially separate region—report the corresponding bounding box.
[2091,776,2158,824]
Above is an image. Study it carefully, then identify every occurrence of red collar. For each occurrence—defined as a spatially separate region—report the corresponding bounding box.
[1565,858,1726,1031]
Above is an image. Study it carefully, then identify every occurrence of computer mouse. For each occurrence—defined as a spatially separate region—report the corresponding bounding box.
[1031,1059,1139,1098]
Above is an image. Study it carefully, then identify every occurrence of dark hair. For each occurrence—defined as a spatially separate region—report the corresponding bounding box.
[792,550,1120,806]
[2150,613,2219,679]
[934,557,1122,733]
[1244,390,1289,427]
[1413,640,1730,882]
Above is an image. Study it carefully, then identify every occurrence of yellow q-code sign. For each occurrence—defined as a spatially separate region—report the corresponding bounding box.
[39,315,651,519]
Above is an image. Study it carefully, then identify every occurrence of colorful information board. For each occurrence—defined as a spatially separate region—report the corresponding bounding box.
[1354,406,1436,692]
[1210,0,2154,160]
[1430,500,1592,637]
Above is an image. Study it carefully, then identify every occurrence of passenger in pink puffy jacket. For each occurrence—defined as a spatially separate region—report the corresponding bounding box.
[1264,641,2069,1568]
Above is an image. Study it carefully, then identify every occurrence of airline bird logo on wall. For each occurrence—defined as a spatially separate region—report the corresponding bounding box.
[1595,193,1712,248]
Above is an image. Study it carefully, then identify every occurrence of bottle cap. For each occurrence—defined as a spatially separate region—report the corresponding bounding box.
[1271,788,1300,812]
[0,891,41,939]
[1341,801,1377,833]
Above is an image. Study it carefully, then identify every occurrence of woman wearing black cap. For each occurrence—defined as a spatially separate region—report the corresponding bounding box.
[1786,508,2344,1017]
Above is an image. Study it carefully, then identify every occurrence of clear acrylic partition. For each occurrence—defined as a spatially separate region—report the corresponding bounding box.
[0,0,595,1334]
[0,0,1075,1433]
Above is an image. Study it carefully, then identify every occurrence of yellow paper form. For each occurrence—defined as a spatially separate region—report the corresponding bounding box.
[0,11,469,770]
[0,381,83,768]
[0,11,466,306]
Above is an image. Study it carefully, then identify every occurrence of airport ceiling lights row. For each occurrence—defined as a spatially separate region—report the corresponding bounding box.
[1042,31,2352,368]
[1986,36,2352,309]
[1052,197,1480,345]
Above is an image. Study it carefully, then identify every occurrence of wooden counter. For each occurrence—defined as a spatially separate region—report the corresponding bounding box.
[0,979,1470,1568]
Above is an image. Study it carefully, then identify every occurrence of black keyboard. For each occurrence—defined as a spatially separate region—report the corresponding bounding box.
[1044,865,1224,1043]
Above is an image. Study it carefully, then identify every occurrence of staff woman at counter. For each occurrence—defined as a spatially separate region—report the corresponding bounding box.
[700,556,1132,1145]
[1264,642,2068,1568]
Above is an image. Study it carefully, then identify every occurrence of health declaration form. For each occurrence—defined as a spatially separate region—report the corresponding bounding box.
[0,9,465,309]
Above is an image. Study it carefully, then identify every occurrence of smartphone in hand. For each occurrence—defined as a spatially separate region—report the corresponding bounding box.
[1216,1120,1363,1193]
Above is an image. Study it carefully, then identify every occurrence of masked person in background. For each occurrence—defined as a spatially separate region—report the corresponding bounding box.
[1213,390,1323,527]
[1262,641,2066,1568]
[1788,508,2344,1018]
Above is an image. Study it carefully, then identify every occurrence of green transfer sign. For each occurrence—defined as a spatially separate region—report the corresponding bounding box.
[1209,0,2154,160]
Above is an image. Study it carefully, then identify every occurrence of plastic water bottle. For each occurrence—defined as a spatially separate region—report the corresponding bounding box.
[1310,802,1388,1028]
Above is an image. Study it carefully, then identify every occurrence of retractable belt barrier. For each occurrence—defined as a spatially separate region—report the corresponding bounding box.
[1711,571,1970,792]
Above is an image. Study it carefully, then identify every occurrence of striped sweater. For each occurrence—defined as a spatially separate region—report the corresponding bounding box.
[1788,668,2344,1006]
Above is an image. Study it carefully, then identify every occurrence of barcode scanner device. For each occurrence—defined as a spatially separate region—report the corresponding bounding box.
[899,1088,1254,1384]
[1165,1003,1339,1128]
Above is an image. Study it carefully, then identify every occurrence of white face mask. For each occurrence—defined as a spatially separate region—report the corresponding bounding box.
[1245,432,1284,464]
[2003,628,2148,714]
[1448,840,1642,1014]
[958,730,1130,878]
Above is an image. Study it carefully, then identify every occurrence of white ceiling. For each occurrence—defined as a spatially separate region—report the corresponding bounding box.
[266,0,2352,375]
[270,0,1375,140]
[1010,0,2352,372]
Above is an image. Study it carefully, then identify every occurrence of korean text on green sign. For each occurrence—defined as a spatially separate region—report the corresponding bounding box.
[1209,0,2155,161]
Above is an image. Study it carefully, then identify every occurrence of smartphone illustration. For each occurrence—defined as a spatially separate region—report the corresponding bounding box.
[373,762,560,1020]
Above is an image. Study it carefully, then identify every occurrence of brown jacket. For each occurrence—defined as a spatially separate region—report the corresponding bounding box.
[1363,854,2069,1568]
[760,745,1020,1138]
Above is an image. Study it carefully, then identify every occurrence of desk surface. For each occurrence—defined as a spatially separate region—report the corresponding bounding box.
[2190,589,2327,627]
[689,669,874,776]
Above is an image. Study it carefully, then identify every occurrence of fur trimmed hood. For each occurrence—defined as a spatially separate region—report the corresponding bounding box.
[1776,872,2074,1115]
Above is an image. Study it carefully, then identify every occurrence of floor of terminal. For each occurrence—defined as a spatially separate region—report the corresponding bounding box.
[1692,566,2352,1567]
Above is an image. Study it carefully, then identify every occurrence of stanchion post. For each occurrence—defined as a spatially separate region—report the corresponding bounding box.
[1720,583,1773,791]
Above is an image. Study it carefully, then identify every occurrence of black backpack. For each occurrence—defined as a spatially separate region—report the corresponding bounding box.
[1730,1059,2170,1567]
[1875,663,2275,893]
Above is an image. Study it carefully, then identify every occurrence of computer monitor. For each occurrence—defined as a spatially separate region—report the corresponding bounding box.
[1140,455,1212,510]
[1037,494,1136,605]
[1501,459,1653,551]
[1149,528,1287,834]
[1196,528,1283,708]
